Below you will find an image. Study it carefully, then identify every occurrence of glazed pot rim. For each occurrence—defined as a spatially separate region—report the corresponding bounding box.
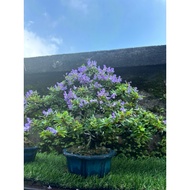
[24,146,38,150]
[63,148,116,160]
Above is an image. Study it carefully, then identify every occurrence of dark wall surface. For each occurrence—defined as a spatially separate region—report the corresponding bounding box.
[24,64,166,96]
[24,45,166,74]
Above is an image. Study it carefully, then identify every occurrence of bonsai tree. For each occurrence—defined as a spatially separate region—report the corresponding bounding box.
[24,60,166,157]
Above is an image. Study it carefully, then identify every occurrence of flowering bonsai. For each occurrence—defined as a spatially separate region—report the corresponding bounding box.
[24,90,41,148]
[24,108,39,162]
[24,60,166,157]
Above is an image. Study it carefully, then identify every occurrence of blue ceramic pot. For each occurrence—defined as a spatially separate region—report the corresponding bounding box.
[24,147,38,163]
[63,148,116,177]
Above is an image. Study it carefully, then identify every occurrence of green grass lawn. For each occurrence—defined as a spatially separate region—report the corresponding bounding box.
[24,153,166,190]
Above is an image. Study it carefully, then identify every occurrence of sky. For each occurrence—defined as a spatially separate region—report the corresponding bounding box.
[24,0,166,58]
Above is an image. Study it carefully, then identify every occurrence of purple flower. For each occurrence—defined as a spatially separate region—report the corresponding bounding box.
[68,69,78,76]
[163,120,166,125]
[78,65,87,73]
[24,126,30,132]
[66,69,78,85]
[24,90,34,107]
[24,118,32,132]
[63,90,75,110]
[110,75,122,83]
[79,99,89,108]
[97,88,109,98]
[99,100,103,104]
[102,65,115,74]
[111,102,117,107]
[55,82,67,91]
[121,101,125,106]
[103,65,107,71]
[127,85,132,94]
[42,108,53,116]
[94,82,102,88]
[46,127,57,135]
[112,112,116,119]
[111,93,116,99]
[77,73,91,84]
[90,99,98,103]
[133,87,138,92]
[106,67,114,74]
[96,73,109,81]
[120,107,126,112]
[117,76,122,83]
[25,90,33,98]
[68,103,73,110]
[87,59,97,67]
[64,89,77,101]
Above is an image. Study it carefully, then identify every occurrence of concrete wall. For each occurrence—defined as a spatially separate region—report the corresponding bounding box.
[24,45,166,74]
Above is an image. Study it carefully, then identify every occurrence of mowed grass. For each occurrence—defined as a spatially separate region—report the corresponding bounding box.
[24,153,166,190]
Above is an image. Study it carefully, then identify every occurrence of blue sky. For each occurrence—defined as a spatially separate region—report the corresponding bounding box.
[24,0,166,57]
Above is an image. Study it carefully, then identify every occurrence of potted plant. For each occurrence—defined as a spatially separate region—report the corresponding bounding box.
[24,91,39,163]
[25,60,166,176]
[32,60,144,177]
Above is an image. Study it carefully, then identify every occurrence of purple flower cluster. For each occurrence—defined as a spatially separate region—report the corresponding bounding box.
[133,87,138,92]
[109,75,122,83]
[68,69,78,77]
[78,65,87,73]
[46,127,57,135]
[59,60,122,92]
[66,69,78,85]
[79,99,89,108]
[64,89,77,109]
[42,108,53,116]
[24,90,34,107]
[55,82,67,91]
[50,60,126,115]
[87,59,97,67]
[120,107,126,112]
[90,99,98,104]
[112,112,116,119]
[102,65,114,74]
[66,67,91,85]
[77,73,91,84]
[25,90,33,98]
[97,88,110,99]
[93,67,121,83]
[94,73,109,81]
[24,118,32,132]
[110,93,116,99]
[93,82,102,89]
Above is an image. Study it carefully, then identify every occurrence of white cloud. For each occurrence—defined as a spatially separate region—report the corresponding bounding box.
[50,37,63,45]
[24,29,62,58]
